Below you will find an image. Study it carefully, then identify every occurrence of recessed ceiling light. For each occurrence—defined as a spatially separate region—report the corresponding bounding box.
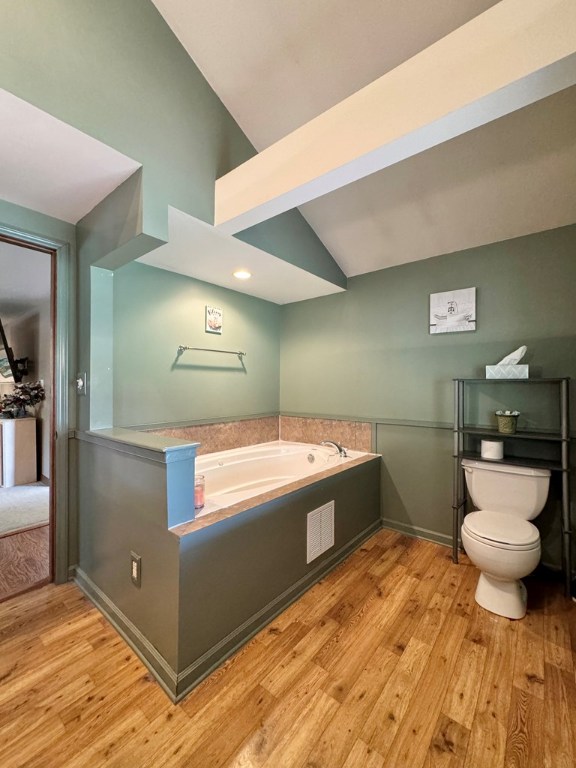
[233,269,252,280]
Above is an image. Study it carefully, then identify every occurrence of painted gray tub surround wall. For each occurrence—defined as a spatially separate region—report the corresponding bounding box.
[176,458,380,697]
[74,429,381,700]
[75,431,190,671]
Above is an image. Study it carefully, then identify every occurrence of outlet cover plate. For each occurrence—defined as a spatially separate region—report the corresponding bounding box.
[130,551,142,587]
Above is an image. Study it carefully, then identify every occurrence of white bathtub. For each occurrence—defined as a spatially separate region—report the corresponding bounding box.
[194,440,366,517]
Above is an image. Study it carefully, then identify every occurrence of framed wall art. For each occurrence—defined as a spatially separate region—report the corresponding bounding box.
[429,287,476,334]
[205,305,223,334]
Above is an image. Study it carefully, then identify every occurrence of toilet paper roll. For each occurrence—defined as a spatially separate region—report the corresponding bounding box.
[481,439,504,460]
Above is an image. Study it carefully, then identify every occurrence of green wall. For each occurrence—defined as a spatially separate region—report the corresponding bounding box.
[1,0,343,284]
[113,262,280,426]
[0,0,342,427]
[0,200,76,247]
[281,225,576,422]
[281,225,576,561]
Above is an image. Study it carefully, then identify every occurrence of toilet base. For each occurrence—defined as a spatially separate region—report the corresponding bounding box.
[475,572,528,620]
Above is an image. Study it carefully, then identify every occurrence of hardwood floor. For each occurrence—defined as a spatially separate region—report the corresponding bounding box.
[0,529,574,767]
[0,525,50,602]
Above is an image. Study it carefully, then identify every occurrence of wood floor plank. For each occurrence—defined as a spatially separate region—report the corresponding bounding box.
[180,621,307,720]
[257,688,337,768]
[413,591,454,646]
[105,707,197,768]
[380,554,451,655]
[543,661,576,768]
[0,532,573,768]
[441,638,487,729]
[425,713,470,768]
[325,571,379,625]
[512,609,545,700]
[304,643,399,767]
[543,587,574,673]
[314,565,417,702]
[382,612,468,768]
[451,563,480,618]
[463,611,517,768]
[227,663,330,768]
[341,739,386,768]
[366,533,407,579]
[62,709,151,768]
[396,537,438,572]
[361,636,433,755]
[504,687,544,768]
[291,541,389,626]
[435,559,469,602]
[0,712,66,768]
[261,616,338,696]
[167,685,276,768]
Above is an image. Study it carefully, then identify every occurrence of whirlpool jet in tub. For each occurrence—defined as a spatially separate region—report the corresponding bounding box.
[194,440,366,516]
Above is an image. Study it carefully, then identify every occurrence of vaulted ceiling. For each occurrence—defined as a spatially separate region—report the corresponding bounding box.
[1,2,574,307]
[152,0,576,277]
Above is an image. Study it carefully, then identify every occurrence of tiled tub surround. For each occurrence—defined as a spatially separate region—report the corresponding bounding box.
[75,427,381,700]
[280,415,372,452]
[148,416,279,455]
[147,415,373,455]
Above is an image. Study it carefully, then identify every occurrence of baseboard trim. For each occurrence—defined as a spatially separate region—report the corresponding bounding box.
[74,519,382,703]
[174,518,382,701]
[74,568,178,700]
[380,517,452,548]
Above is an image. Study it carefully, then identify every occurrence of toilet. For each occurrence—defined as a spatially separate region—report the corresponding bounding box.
[461,459,550,620]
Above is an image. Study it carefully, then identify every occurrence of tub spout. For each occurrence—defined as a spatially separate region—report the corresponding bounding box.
[320,440,348,458]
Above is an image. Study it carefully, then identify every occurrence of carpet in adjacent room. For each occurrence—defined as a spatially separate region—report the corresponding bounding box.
[0,483,49,536]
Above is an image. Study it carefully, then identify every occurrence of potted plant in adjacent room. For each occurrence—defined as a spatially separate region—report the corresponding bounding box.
[0,381,46,418]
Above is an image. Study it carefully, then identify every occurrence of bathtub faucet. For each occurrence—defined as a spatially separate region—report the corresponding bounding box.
[320,440,348,458]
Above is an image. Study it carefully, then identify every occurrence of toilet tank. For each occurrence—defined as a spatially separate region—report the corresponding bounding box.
[462,459,550,520]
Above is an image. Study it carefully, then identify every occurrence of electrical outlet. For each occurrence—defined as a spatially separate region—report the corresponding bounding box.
[130,552,142,587]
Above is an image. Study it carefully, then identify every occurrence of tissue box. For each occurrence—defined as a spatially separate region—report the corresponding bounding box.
[485,365,529,379]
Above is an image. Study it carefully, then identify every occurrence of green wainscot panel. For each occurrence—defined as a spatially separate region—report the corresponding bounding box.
[376,423,453,545]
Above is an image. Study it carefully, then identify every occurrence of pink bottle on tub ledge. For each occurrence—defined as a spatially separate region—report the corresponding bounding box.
[194,474,205,510]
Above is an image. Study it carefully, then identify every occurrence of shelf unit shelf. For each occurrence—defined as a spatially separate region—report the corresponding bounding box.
[453,377,567,384]
[452,377,572,596]
[455,451,566,473]
[456,426,565,442]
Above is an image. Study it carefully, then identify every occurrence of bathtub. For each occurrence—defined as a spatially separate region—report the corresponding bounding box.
[194,440,367,517]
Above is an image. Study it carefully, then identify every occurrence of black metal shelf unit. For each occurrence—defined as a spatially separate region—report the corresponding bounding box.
[452,377,572,596]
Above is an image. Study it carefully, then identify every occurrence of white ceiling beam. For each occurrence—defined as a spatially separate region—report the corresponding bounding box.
[215,0,576,235]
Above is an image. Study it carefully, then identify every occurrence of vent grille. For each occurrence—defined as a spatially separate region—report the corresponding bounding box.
[307,501,335,564]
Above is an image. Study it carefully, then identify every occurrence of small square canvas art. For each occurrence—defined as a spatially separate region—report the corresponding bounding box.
[430,287,476,334]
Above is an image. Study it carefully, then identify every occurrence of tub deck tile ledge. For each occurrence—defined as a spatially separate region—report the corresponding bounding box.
[171,453,380,537]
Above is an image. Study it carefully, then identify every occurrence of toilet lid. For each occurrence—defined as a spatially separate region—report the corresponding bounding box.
[463,511,540,550]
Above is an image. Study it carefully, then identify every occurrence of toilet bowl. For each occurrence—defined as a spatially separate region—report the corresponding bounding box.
[461,460,550,620]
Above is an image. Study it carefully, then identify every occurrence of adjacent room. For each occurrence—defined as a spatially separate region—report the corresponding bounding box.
[0,240,52,600]
[0,1,574,766]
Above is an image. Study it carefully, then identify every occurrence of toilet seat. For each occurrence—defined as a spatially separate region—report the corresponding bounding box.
[463,510,540,551]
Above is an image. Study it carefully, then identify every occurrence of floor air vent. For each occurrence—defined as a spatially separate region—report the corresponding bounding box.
[306,501,335,564]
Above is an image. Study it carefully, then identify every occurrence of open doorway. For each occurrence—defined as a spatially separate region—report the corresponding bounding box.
[0,236,55,601]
